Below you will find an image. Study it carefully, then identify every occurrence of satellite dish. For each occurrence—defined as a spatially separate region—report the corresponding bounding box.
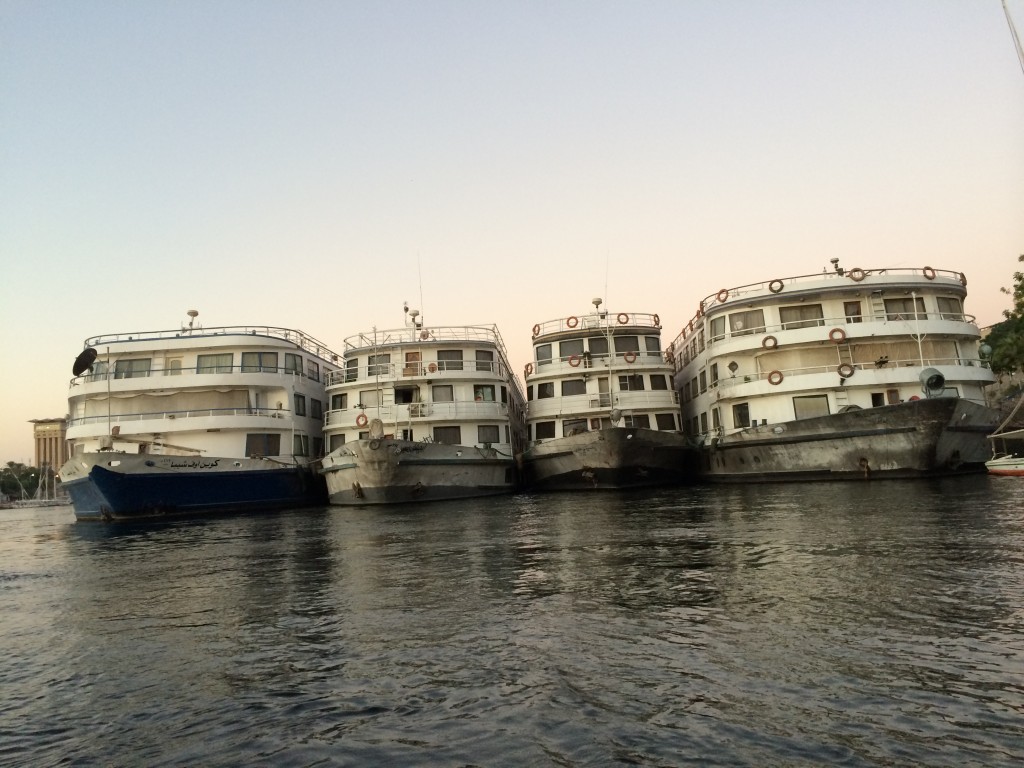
[72,347,98,376]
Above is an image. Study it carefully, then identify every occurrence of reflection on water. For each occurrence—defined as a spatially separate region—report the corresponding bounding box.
[1,477,1022,766]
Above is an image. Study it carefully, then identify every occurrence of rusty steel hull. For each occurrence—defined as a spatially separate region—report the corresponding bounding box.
[699,397,1002,482]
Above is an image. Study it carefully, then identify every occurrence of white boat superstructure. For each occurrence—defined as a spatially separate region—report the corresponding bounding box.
[669,262,1002,480]
[319,309,527,504]
[60,314,341,519]
[519,299,695,490]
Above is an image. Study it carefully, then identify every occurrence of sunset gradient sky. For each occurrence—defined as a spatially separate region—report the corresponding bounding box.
[2,0,1022,463]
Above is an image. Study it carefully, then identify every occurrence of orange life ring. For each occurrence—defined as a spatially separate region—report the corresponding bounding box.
[696,302,705,317]
[909,395,920,401]
[762,335,778,350]
[356,413,368,427]
[717,289,729,303]
[525,362,533,376]
[428,362,437,373]
[566,316,579,328]
[623,351,637,364]
[923,266,936,280]
[769,279,784,293]
[849,268,866,282]
[568,354,581,367]
[828,327,847,343]
[532,323,541,337]
[838,363,855,378]
[768,370,784,385]
[617,313,629,325]
[653,313,660,326]
[688,318,694,332]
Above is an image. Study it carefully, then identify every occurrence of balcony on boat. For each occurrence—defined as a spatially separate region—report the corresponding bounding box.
[324,360,509,387]
[531,312,662,339]
[527,389,679,419]
[70,364,322,396]
[324,399,512,428]
[531,351,669,375]
[66,406,297,437]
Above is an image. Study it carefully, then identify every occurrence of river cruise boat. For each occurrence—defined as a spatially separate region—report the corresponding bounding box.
[518,299,695,490]
[669,261,1004,481]
[319,307,527,504]
[59,312,340,520]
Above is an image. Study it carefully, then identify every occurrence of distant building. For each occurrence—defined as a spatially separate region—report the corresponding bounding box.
[30,418,68,471]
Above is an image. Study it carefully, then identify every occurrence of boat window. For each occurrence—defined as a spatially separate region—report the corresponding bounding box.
[884,297,927,321]
[644,336,661,353]
[699,412,708,433]
[501,386,508,404]
[345,358,358,382]
[196,353,232,374]
[728,310,765,336]
[311,399,323,420]
[478,425,500,444]
[394,387,417,404]
[475,349,495,372]
[625,414,650,428]
[588,337,609,357]
[561,380,586,396]
[690,377,698,400]
[590,418,610,430]
[650,375,668,390]
[618,374,644,391]
[613,336,640,354]
[936,296,964,320]
[699,370,707,393]
[331,393,348,410]
[537,382,555,399]
[432,385,454,402]
[526,385,533,401]
[360,389,382,407]
[367,354,390,376]
[563,419,588,437]
[793,394,829,420]
[711,408,721,430]
[844,301,863,324]
[241,352,278,372]
[114,358,152,379]
[709,316,726,342]
[312,437,324,458]
[474,385,495,401]
[294,394,307,416]
[681,384,690,404]
[560,339,584,359]
[710,364,719,387]
[438,349,463,371]
[535,344,553,366]
[535,421,556,439]
[732,402,750,428]
[871,392,886,407]
[329,434,346,451]
[245,433,281,457]
[697,329,705,352]
[433,426,461,445]
[779,304,825,330]
[656,413,677,431]
[164,358,183,376]
[306,360,320,381]
[293,434,309,457]
[285,354,303,375]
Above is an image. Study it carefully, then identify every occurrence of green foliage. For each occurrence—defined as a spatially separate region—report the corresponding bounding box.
[1,461,38,501]
[989,255,1024,377]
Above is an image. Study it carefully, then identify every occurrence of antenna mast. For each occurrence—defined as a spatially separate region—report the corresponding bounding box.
[1005,0,1024,77]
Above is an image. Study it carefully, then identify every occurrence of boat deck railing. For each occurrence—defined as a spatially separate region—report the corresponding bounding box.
[67,407,295,429]
[531,312,662,339]
[81,326,341,363]
[72,363,326,387]
[701,355,990,396]
[341,324,511,357]
[325,359,511,387]
[324,399,514,427]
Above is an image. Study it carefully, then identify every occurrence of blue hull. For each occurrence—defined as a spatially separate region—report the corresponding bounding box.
[64,463,326,522]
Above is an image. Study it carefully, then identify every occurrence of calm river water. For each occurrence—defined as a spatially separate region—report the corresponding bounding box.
[2,477,1023,767]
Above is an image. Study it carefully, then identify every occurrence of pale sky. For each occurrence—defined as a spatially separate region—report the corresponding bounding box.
[1,0,1022,464]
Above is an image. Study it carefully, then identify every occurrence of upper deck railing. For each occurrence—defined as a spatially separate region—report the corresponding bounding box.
[81,326,341,363]
[531,311,662,339]
[341,324,511,360]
